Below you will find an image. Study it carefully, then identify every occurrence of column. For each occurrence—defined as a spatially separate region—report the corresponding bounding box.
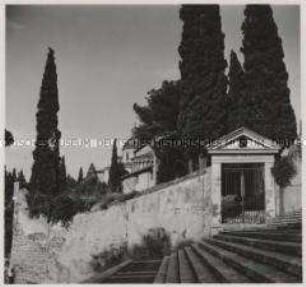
[264,156,276,221]
[211,159,222,235]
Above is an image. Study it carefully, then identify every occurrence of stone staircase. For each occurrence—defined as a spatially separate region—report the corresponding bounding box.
[268,209,302,229]
[85,211,302,283]
[84,259,162,283]
[154,224,302,283]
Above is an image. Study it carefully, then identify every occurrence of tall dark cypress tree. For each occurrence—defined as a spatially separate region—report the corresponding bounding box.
[29,47,61,217]
[177,5,228,160]
[17,170,27,188]
[59,156,67,192]
[86,163,98,182]
[227,50,249,132]
[108,139,121,193]
[241,5,297,145]
[5,129,14,147]
[78,167,84,183]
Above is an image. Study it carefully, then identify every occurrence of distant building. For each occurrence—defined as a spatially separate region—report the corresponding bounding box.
[121,137,139,172]
[96,137,159,192]
[96,166,110,183]
[122,140,159,194]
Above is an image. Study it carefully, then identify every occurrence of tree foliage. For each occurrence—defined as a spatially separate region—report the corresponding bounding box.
[241,5,297,146]
[108,139,127,192]
[17,170,27,189]
[177,5,228,146]
[272,156,296,188]
[133,81,181,141]
[59,156,67,192]
[133,81,187,182]
[226,50,249,132]
[29,47,62,218]
[5,130,14,147]
[86,163,98,183]
[4,169,15,259]
[78,167,84,183]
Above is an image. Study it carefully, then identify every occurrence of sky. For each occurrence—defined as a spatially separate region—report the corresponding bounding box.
[6,5,300,180]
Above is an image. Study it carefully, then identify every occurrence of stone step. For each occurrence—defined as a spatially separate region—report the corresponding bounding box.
[214,234,302,257]
[205,238,302,279]
[269,222,302,230]
[120,259,161,272]
[191,243,251,283]
[273,215,302,220]
[274,211,302,218]
[103,273,155,283]
[271,218,302,224]
[82,259,133,283]
[100,259,161,283]
[221,230,301,242]
[198,241,300,283]
[184,246,217,282]
[117,270,157,276]
[178,249,197,283]
[165,252,179,283]
[153,256,169,283]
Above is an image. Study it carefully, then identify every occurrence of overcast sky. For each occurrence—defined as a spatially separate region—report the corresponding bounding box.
[6,5,300,179]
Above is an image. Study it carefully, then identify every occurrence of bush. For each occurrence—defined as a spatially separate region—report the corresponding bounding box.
[272,156,296,188]
[27,178,109,226]
[221,194,242,220]
[128,227,171,260]
[174,239,194,251]
[90,244,128,273]
[90,228,171,274]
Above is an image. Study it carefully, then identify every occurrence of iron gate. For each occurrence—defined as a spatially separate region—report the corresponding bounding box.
[221,163,265,224]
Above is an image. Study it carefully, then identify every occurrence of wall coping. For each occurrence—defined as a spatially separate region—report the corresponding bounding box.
[104,168,208,209]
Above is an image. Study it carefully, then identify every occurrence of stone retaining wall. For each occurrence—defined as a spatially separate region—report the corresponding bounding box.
[10,168,213,283]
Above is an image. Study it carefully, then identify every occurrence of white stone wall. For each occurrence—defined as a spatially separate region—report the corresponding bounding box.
[135,170,154,191]
[283,157,302,213]
[122,175,137,194]
[11,168,213,283]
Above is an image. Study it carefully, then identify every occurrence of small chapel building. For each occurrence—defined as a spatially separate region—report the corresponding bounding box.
[207,126,301,226]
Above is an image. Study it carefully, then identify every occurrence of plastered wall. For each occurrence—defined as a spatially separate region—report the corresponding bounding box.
[10,168,213,283]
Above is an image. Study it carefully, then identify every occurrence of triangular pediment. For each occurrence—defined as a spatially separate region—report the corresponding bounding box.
[207,127,280,153]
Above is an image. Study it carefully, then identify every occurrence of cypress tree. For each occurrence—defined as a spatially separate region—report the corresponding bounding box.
[227,50,249,132]
[86,163,98,182]
[59,156,67,192]
[12,168,17,182]
[108,139,122,193]
[5,170,14,259]
[5,129,14,147]
[177,4,228,160]
[29,47,61,217]
[17,170,27,188]
[78,167,84,183]
[241,5,297,145]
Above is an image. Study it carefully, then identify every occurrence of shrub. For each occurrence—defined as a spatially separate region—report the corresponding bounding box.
[27,177,109,226]
[128,227,171,260]
[272,156,296,188]
[174,239,194,251]
[90,244,128,273]
[221,194,242,220]
[90,228,171,274]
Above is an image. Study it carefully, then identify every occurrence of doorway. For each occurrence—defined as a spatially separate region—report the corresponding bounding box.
[221,163,265,224]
